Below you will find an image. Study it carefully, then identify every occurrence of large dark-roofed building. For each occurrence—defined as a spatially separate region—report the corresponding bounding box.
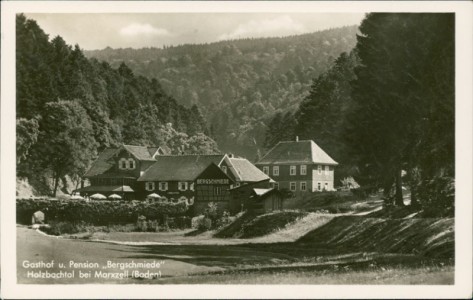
[256,139,338,192]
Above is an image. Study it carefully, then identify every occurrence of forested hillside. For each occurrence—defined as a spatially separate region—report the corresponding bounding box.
[265,13,454,215]
[16,14,219,196]
[85,26,359,159]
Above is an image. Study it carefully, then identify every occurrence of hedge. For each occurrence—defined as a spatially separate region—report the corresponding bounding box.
[16,198,188,225]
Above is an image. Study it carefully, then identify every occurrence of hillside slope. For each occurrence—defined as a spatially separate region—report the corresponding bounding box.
[85,26,359,159]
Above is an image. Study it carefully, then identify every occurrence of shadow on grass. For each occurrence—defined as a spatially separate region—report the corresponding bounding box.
[90,215,454,270]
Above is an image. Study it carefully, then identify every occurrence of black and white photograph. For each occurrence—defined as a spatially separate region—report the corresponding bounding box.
[1,1,472,299]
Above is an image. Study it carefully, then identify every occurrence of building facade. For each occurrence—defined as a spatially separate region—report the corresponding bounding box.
[255,139,338,192]
[78,145,271,215]
[78,145,168,199]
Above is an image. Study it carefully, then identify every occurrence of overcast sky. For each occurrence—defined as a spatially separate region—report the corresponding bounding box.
[25,13,365,50]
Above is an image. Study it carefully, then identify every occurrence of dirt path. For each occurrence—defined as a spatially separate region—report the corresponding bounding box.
[17,226,223,284]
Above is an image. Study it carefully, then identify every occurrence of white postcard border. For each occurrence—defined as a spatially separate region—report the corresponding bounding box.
[1,1,472,299]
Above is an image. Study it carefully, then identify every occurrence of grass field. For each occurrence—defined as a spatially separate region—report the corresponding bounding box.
[19,195,454,285]
[160,264,454,284]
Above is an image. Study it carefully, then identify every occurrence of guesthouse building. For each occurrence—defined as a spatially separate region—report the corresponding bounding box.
[76,145,170,200]
[255,138,338,192]
[78,146,272,215]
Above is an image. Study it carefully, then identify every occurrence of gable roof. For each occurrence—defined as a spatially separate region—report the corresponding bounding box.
[257,140,338,165]
[195,162,234,182]
[137,154,226,181]
[84,148,120,177]
[225,157,271,182]
[122,145,156,161]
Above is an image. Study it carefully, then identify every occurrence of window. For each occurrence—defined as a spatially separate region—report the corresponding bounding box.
[290,166,296,176]
[190,183,195,191]
[300,182,307,191]
[290,182,296,191]
[301,165,307,175]
[178,182,188,191]
[128,158,135,169]
[263,166,269,175]
[318,165,322,175]
[119,158,128,170]
[325,165,329,175]
[317,182,322,191]
[145,182,155,191]
[274,182,279,190]
[159,182,168,191]
[324,182,329,191]
[214,186,222,196]
[273,166,279,176]
[188,197,195,205]
[221,166,227,174]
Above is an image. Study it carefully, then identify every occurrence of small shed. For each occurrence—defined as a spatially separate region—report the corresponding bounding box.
[250,188,283,213]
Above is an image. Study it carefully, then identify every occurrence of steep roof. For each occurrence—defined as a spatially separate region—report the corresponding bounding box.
[257,140,338,165]
[137,154,226,181]
[225,157,271,182]
[83,148,120,177]
[122,145,156,161]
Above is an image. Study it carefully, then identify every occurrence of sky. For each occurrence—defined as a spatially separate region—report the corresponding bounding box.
[25,13,365,50]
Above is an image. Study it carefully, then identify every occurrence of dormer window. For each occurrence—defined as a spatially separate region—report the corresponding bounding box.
[119,158,128,170]
[128,158,135,169]
[221,166,227,174]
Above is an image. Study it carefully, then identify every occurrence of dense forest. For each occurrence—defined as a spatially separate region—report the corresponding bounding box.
[265,13,454,215]
[85,26,359,159]
[16,14,219,196]
[17,13,455,216]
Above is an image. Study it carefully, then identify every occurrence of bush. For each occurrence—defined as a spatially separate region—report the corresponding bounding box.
[418,176,454,217]
[40,221,89,236]
[16,198,188,225]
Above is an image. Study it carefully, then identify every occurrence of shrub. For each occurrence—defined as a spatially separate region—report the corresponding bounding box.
[40,221,89,236]
[16,198,188,225]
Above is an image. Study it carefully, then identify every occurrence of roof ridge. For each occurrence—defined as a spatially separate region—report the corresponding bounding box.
[156,153,224,157]
[257,141,282,163]
[279,140,311,143]
[224,156,242,181]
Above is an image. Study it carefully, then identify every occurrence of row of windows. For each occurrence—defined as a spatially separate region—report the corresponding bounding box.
[263,165,331,176]
[289,182,307,191]
[119,158,136,170]
[281,181,329,192]
[145,182,194,192]
[149,196,194,206]
[91,178,135,186]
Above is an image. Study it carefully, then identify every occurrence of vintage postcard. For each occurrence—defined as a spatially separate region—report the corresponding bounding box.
[1,1,472,299]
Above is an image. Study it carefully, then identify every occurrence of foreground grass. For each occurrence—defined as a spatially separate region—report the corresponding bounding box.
[159,263,454,284]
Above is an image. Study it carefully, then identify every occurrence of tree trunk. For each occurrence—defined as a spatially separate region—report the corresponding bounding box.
[382,176,394,206]
[394,168,404,206]
[410,186,419,207]
[409,167,420,208]
[53,172,60,197]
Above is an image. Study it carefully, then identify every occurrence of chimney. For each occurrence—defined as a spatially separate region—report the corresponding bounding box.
[296,136,299,142]
[229,153,234,158]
